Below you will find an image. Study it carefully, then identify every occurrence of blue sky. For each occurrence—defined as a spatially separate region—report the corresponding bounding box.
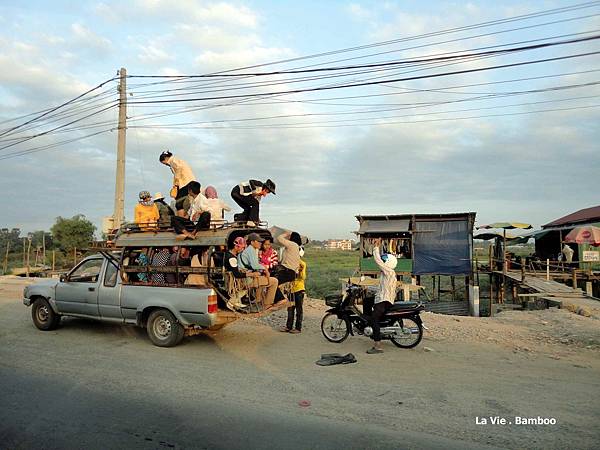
[0,1,599,239]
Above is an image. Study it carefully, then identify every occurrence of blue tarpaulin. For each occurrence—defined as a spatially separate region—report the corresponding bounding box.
[413,220,471,275]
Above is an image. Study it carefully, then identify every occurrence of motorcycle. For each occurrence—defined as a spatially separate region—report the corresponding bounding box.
[320,282,425,349]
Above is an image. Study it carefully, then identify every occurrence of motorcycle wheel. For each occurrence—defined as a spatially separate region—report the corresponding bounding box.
[321,313,350,343]
[390,317,423,349]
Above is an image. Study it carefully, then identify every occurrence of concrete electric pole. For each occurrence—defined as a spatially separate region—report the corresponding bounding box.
[112,67,127,230]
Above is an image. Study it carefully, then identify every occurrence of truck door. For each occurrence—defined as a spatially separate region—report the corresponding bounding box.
[55,258,103,316]
[98,260,122,319]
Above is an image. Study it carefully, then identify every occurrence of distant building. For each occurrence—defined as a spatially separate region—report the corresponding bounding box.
[324,239,354,251]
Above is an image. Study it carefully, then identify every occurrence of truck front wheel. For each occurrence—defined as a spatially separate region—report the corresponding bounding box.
[31,297,61,331]
[146,309,184,347]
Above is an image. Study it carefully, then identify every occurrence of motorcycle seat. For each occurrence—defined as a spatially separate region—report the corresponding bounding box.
[389,302,420,311]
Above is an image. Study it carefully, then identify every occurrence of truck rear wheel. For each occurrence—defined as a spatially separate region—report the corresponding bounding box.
[31,297,61,331]
[146,309,184,347]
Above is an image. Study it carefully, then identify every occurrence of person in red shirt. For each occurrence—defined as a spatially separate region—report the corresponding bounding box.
[259,237,279,270]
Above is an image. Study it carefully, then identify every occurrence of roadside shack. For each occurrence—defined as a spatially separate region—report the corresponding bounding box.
[356,213,477,315]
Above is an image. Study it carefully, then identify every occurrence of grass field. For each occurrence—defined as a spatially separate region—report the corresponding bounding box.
[303,248,358,298]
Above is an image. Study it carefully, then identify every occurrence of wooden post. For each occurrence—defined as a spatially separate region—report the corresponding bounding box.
[26,238,31,277]
[572,269,578,290]
[501,229,506,304]
[22,237,26,267]
[489,273,494,317]
[52,250,56,271]
[521,262,526,283]
[546,258,550,280]
[42,232,46,266]
[451,276,456,301]
[416,275,421,300]
[432,276,436,301]
[3,241,9,274]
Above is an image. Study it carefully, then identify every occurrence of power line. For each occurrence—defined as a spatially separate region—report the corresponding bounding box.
[0,76,117,138]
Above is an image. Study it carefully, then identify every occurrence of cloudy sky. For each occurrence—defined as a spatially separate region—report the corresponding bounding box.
[1,0,599,240]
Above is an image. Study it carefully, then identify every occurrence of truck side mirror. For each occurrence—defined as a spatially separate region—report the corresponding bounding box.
[59,274,66,282]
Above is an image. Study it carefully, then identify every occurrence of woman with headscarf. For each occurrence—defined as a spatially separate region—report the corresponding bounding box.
[198,185,232,222]
[159,150,198,216]
[134,191,160,230]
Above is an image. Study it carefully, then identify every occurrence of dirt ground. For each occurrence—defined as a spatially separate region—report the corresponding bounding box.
[1,276,600,449]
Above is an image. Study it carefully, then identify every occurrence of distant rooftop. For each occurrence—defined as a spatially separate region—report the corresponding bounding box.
[542,205,600,229]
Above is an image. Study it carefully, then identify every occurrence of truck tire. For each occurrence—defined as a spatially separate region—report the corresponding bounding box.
[31,297,61,331]
[146,309,184,347]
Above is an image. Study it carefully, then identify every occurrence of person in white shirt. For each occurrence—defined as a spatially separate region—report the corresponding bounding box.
[367,238,398,354]
[159,150,198,216]
[200,186,231,222]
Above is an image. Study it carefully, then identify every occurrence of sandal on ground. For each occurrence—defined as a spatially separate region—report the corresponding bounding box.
[289,329,301,334]
[279,327,291,332]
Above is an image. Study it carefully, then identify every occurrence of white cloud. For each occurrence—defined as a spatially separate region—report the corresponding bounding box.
[134,0,258,28]
[71,23,112,52]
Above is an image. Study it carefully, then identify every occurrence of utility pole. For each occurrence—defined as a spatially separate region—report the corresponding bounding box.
[3,241,9,274]
[113,67,127,230]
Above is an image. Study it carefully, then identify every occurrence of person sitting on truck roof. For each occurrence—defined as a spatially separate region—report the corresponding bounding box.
[159,150,199,216]
[153,192,175,228]
[230,179,276,227]
[134,191,160,231]
[238,233,278,308]
[201,185,231,222]
[171,182,211,240]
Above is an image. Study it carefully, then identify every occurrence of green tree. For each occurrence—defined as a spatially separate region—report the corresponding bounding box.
[50,215,96,252]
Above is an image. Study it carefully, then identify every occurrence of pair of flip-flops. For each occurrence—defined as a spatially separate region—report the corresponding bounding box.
[315,353,357,366]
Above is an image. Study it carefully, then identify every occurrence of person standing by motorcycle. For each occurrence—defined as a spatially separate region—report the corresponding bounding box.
[367,238,398,354]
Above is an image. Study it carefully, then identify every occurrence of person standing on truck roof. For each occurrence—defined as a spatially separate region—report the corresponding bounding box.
[238,233,279,308]
[153,192,175,228]
[230,179,276,227]
[159,150,198,216]
[134,191,160,231]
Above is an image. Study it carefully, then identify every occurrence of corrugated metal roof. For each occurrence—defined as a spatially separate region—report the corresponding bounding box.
[542,205,600,228]
[357,219,410,234]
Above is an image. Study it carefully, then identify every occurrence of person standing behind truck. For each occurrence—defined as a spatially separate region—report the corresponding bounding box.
[281,257,306,333]
[159,150,198,216]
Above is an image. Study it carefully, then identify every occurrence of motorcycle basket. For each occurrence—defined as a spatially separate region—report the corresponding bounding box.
[325,294,343,307]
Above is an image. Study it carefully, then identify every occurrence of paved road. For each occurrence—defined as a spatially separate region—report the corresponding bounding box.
[1,278,599,449]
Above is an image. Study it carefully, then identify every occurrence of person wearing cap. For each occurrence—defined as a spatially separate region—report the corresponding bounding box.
[134,191,160,231]
[159,150,198,216]
[238,233,279,308]
[230,179,276,227]
[367,238,399,355]
[153,192,175,228]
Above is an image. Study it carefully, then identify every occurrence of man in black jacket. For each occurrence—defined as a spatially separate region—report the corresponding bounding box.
[231,179,276,226]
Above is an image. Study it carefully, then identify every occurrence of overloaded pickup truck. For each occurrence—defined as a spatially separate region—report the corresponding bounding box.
[23,226,275,347]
